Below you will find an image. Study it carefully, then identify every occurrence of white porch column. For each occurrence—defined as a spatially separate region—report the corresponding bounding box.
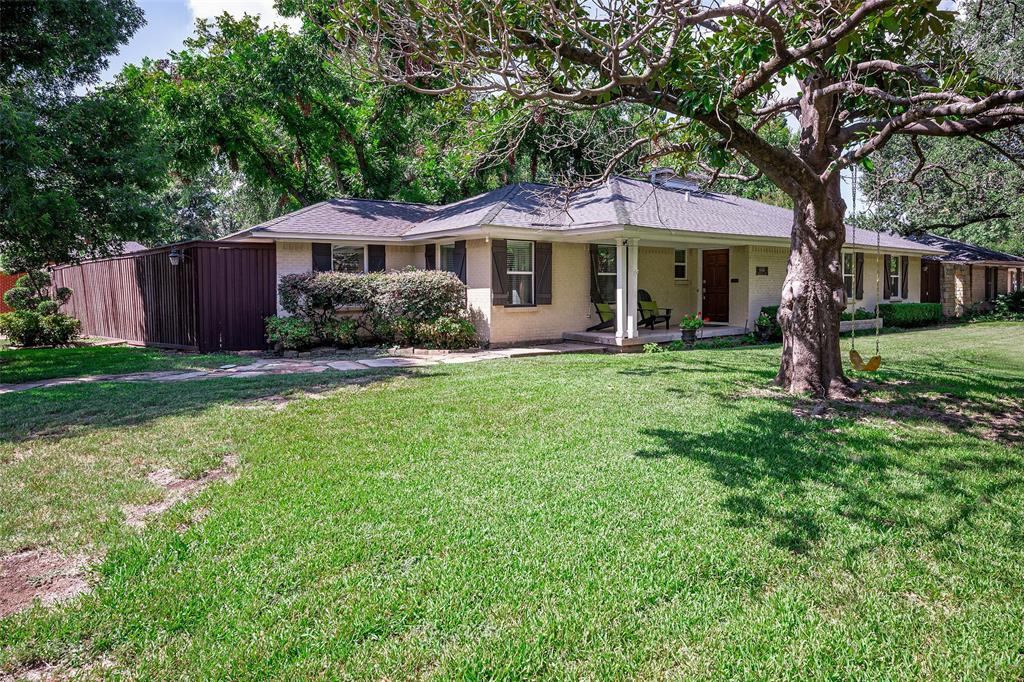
[626,240,639,338]
[615,238,627,340]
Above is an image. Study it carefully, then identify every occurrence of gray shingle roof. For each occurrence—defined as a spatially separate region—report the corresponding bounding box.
[906,233,1024,263]
[250,198,435,237]
[238,178,942,253]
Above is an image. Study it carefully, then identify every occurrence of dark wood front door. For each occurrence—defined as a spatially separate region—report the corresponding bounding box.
[702,249,730,323]
[921,260,941,303]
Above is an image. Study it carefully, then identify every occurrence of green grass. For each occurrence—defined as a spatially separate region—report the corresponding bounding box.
[1,323,1022,680]
[0,345,251,384]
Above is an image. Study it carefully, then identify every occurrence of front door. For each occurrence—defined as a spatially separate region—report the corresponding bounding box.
[702,249,730,323]
[920,260,941,303]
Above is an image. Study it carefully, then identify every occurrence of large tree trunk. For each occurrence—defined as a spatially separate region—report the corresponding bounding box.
[776,182,850,398]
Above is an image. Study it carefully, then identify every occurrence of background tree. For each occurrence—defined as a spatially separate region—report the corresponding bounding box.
[0,0,170,266]
[126,13,652,234]
[861,0,1024,255]
[329,0,1024,396]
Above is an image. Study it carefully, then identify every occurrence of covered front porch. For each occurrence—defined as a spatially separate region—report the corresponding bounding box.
[561,236,744,346]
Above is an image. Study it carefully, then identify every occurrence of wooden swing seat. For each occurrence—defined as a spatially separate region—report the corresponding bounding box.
[849,349,881,372]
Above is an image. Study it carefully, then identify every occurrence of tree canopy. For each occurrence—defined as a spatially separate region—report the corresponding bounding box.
[861,0,1024,255]
[0,0,168,268]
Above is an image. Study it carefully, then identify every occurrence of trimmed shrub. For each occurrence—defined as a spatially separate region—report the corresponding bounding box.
[0,269,81,346]
[877,302,942,328]
[415,316,477,349]
[321,318,359,348]
[264,316,317,350]
[364,269,467,330]
[274,268,476,349]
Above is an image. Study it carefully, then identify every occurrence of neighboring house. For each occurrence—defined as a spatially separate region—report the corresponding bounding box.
[0,270,21,314]
[222,176,944,347]
[907,233,1024,317]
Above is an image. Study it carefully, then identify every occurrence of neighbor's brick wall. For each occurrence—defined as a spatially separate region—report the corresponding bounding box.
[0,271,21,313]
[970,265,987,308]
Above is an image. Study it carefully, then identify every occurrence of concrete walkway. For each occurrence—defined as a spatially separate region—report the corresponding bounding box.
[0,343,605,395]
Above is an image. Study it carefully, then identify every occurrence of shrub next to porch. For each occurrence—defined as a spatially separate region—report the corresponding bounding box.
[270,269,476,350]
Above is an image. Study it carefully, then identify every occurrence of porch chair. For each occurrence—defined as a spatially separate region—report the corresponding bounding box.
[586,302,615,332]
[637,289,672,329]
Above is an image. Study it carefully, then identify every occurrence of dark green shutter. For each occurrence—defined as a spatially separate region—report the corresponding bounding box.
[883,254,892,299]
[491,239,508,306]
[900,256,909,299]
[590,244,603,303]
[535,242,552,305]
[855,252,864,299]
[312,243,332,272]
[367,245,386,272]
[453,240,467,284]
[424,244,436,270]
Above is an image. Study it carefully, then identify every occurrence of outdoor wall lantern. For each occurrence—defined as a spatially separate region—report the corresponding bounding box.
[168,248,184,266]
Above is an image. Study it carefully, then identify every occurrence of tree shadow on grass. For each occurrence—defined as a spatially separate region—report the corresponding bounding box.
[635,403,1023,558]
[0,368,433,446]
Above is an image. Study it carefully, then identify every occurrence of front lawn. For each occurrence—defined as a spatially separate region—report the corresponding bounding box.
[1,323,1021,679]
[0,344,251,384]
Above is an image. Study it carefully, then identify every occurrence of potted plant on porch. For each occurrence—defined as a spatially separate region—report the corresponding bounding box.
[679,313,707,349]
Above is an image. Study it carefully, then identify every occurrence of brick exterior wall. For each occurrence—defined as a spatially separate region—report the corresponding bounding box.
[0,271,22,313]
[488,241,591,345]
[271,238,928,344]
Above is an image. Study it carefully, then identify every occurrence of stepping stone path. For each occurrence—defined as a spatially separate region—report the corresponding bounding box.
[0,343,605,394]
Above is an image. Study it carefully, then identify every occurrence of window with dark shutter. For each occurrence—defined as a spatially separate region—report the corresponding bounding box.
[491,239,508,305]
[312,243,332,272]
[535,242,552,305]
[453,240,467,284]
[367,245,386,272]
[900,256,909,299]
[855,252,865,299]
[424,244,436,270]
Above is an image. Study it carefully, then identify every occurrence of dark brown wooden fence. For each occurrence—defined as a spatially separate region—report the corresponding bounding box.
[52,241,276,352]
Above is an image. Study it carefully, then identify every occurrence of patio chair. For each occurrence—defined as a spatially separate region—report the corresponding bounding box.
[638,289,672,329]
[586,302,615,332]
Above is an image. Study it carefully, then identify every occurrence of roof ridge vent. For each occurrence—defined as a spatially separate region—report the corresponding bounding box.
[648,167,699,192]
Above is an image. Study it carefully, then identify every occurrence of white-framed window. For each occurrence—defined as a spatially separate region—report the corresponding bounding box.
[595,244,617,303]
[440,243,457,273]
[332,245,364,273]
[674,249,688,280]
[887,255,901,299]
[506,240,534,306]
[843,252,856,299]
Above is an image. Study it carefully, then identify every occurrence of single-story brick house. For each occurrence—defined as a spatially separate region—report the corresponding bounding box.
[222,176,944,347]
[907,233,1024,317]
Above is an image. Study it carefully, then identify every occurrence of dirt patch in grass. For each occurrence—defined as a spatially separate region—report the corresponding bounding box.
[0,548,90,619]
[121,454,239,529]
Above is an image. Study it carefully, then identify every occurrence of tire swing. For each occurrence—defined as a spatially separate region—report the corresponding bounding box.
[848,166,882,372]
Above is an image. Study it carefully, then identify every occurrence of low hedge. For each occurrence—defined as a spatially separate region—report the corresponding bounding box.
[877,302,942,328]
[757,302,938,340]
[270,268,477,350]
